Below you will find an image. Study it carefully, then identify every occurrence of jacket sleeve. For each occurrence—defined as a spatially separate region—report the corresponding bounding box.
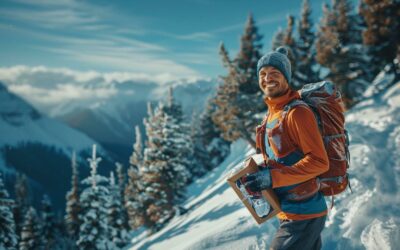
[270,105,329,188]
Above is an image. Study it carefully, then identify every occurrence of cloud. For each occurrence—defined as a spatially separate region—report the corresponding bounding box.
[1,0,207,77]
[8,83,117,104]
[0,65,204,103]
[153,31,215,41]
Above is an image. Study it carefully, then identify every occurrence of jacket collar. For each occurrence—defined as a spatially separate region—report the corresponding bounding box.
[264,89,300,113]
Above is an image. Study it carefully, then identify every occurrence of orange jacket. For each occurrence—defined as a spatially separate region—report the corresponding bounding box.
[264,89,329,188]
[263,89,329,220]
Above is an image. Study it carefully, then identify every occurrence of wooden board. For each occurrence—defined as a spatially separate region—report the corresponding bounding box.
[227,154,281,224]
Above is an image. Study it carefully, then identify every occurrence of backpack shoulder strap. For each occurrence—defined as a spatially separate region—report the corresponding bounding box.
[281,99,309,119]
[256,111,269,165]
[283,98,323,132]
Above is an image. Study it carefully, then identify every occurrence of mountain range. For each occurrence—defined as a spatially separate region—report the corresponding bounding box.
[0,82,115,210]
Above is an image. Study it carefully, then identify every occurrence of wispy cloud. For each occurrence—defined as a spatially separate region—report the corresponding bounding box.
[1,0,208,76]
[0,0,205,78]
[1,0,296,77]
[148,9,294,43]
[0,2,101,30]
[152,30,215,41]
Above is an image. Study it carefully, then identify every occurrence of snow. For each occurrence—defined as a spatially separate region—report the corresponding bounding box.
[0,83,109,172]
[128,81,400,250]
[0,116,95,152]
[360,218,400,250]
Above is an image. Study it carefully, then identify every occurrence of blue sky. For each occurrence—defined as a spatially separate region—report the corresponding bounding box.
[0,0,331,80]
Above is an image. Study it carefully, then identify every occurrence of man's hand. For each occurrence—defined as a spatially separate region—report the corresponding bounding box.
[242,168,272,193]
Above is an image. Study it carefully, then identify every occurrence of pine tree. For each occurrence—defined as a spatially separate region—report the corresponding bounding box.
[281,15,306,89]
[360,0,400,77]
[65,151,81,240]
[19,207,43,250]
[271,27,285,50]
[107,172,129,248]
[125,124,148,230]
[189,110,209,177]
[197,99,230,170]
[295,0,320,85]
[161,87,193,190]
[213,43,241,143]
[0,173,18,250]
[125,165,147,230]
[13,173,30,236]
[130,126,144,168]
[115,163,130,231]
[41,195,56,249]
[141,104,175,231]
[77,144,115,249]
[139,92,194,232]
[316,0,372,108]
[213,14,265,148]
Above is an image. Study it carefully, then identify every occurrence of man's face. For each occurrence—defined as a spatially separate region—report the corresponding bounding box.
[258,66,290,98]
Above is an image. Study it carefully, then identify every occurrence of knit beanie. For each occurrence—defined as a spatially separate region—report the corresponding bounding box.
[257,46,291,84]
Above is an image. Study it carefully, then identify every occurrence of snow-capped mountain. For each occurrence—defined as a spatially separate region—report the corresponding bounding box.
[128,79,400,249]
[0,82,114,210]
[55,79,217,165]
[1,67,217,166]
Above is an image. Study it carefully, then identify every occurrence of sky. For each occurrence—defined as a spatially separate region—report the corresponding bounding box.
[0,0,331,82]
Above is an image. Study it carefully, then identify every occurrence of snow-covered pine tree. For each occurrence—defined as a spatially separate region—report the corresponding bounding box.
[125,124,148,230]
[161,87,192,189]
[316,0,372,108]
[0,173,18,250]
[199,100,231,169]
[115,162,130,231]
[295,0,320,85]
[65,151,81,241]
[360,0,400,77]
[190,110,209,177]
[125,165,147,230]
[141,104,175,231]
[130,126,144,168]
[107,172,129,248]
[19,207,43,250]
[41,194,56,249]
[213,14,265,148]
[271,27,285,51]
[13,173,30,236]
[77,144,115,249]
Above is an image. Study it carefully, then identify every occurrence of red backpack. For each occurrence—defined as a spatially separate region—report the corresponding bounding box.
[299,81,350,196]
[256,81,350,199]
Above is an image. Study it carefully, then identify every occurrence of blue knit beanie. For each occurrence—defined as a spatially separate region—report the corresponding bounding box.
[257,46,291,83]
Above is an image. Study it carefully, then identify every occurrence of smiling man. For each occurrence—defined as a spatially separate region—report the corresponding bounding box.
[242,47,329,250]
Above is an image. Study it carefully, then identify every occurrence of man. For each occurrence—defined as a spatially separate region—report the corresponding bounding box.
[242,47,329,250]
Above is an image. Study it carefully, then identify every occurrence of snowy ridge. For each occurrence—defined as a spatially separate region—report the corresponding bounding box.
[128,81,400,250]
[0,116,96,154]
[0,83,108,170]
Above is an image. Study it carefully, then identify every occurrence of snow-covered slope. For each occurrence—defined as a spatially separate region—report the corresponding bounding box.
[128,81,400,250]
